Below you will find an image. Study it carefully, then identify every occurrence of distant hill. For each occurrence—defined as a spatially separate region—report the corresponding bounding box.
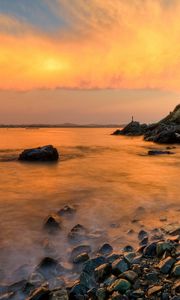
[0,123,125,129]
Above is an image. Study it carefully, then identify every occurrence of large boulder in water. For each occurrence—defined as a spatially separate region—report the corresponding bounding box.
[18,145,59,161]
[112,121,147,136]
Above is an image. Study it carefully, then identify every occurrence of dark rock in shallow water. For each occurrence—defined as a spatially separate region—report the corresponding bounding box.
[27,287,50,300]
[148,150,174,155]
[79,271,97,290]
[83,256,106,274]
[73,252,90,264]
[43,214,62,234]
[68,224,88,241]
[98,243,113,256]
[18,145,59,162]
[112,121,147,136]
[112,258,130,276]
[158,256,175,274]
[143,242,157,257]
[69,283,87,300]
[36,257,64,279]
[94,263,112,282]
[58,205,76,216]
[119,270,138,283]
[70,245,91,262]
[106,253,120,264]
[123,245,134,252]
[138,230,148,241]
[108,278,131,293]
[156,241,173,257]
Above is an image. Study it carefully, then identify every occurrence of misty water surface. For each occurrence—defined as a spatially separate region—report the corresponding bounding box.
[0,128,179,283]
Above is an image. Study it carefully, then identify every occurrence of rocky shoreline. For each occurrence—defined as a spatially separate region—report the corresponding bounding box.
[112,104,180,144]
[0,205,180,300]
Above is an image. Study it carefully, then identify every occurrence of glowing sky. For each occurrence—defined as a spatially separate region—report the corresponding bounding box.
[0,0,179,124]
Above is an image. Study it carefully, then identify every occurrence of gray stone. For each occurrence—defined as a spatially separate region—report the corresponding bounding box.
[158,256,175,274]
[98,243,113,256]
[156,242,173,257]
[70,245,91,262]
[112,258,129,275]
[83,256,106,274]
[120,270,138,283]
[143,242,157,257]
[147,285,163,297]
[138,230,148,241]
[172,261,180,276]
[95,263,112,282]
[69,283,87,300]
[108,278,131,293]
[73,252,89,264]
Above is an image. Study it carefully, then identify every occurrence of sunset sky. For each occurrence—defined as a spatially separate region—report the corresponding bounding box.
[0,0,180,124]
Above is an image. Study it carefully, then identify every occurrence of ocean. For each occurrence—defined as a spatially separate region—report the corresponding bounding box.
[0,128,179,283]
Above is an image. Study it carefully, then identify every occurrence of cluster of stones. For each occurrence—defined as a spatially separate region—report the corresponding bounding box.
[1,221,180,300]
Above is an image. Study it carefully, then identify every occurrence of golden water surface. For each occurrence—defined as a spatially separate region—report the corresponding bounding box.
[0,128,179,283]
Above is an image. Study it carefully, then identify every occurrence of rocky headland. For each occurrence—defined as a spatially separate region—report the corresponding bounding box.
[112,104,180,144]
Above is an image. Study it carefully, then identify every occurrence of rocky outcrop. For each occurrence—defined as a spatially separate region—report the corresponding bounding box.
[144,104,180,144]
[112,121,147,136]
[144,123,180,144]
[113,104,180,144]
[18,145,59,161]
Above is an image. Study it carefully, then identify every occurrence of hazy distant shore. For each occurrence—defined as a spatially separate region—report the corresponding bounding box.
[0,124,125,129]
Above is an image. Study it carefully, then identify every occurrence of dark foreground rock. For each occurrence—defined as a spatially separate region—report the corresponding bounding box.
[19,145,59,162]
[43,214,62,234]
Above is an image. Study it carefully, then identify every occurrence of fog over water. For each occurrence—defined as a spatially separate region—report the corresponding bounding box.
[0,128,179,283]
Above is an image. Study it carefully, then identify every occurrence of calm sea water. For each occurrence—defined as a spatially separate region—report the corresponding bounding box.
[0,128,179,283]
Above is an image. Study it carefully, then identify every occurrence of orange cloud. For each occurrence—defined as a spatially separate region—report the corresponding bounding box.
[1,1,180,90]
